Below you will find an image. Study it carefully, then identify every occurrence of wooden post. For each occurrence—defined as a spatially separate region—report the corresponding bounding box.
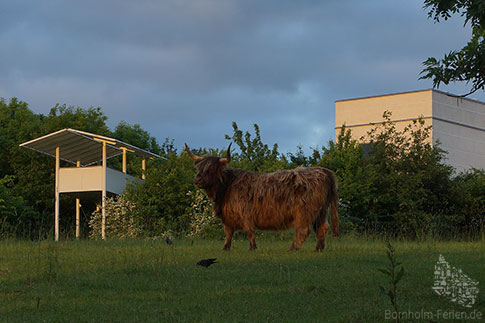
[55,147,60,242]
[102,142,107,240]
[142,159,146,180]
[119,147,134,174]
[122,149,127,173]
[75,160,80,240]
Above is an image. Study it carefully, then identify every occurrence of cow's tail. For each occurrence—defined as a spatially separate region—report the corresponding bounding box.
[326,169,340,237]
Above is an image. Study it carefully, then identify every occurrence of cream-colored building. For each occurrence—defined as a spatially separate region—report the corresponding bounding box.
[335,89,485,172]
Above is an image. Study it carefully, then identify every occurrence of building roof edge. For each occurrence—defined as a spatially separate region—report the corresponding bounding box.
[335,89,485,105]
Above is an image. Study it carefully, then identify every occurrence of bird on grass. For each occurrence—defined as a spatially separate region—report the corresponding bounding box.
[197,258,218,268]
[165,236,173,245]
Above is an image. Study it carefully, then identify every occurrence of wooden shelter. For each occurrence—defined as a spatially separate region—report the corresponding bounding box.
[20,128,160,240]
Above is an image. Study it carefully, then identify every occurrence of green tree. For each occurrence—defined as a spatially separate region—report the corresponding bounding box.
[159,137,177,156]
[0,98,52,237]
[43,104,111,136]
[287,145,312,167]
[449,169,485,235]
[124,153,195,235]
[0,98,42,178]
[111,121,162,176]
[0,175,36,237]
[315,113,455,236]
[361,112,454,235]
[420,0,485,96]
[113,121,161,155]
[315,126,372,231]
[224,122,289,172]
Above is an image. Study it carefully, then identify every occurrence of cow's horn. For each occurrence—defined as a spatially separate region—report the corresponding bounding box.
[219,142,232,164]
[185,143,203,161]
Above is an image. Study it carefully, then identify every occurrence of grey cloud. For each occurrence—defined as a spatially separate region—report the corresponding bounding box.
[1,0,483,155]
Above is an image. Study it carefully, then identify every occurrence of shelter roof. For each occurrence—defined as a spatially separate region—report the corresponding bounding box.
[19,128,160,166]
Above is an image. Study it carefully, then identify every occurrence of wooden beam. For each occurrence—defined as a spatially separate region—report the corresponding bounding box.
[142,159,146,180]
[120,146,135,153]
[55,147,60,241]
[122,149,127,173]
[101,142,106,239]
[93,137,117,145]
[120,147,135,174]
[76,160,80,240]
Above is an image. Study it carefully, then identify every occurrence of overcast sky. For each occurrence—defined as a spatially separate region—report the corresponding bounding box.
[1,0,482,154]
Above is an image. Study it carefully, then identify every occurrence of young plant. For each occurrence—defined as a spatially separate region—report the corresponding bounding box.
[379,240,405,323]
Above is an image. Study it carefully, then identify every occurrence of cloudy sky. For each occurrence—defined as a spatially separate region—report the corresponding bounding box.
[0,0,481,154]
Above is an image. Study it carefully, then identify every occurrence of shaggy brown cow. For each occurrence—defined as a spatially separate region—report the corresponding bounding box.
[185,143,339,251]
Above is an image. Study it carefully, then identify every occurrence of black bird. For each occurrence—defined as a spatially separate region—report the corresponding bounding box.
[197,258,218,268]
[165,236,173,245]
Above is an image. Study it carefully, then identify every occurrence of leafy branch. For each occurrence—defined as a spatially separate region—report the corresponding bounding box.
[421,0,485,97]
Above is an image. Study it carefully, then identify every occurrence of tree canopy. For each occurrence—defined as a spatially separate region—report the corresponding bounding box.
[420,0,485,96]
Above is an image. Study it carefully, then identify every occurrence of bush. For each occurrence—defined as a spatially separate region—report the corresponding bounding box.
[0,175,37,238]
[186,190,222,239]
[317,112,455,236]
[89,194,142,239]
[124,153,195,236]
[447,169,485,236]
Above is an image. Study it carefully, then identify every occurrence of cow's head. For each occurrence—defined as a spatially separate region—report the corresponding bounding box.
[185,143,232,194]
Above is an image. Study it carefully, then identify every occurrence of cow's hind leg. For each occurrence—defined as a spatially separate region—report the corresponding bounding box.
[243,227,257,250]
[313,207,330,252]
[223,225,234,251]
[314,221,330,252]
[289,226,311,251]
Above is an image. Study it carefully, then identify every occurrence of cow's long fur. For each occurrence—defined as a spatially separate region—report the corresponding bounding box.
[188,150,339,251]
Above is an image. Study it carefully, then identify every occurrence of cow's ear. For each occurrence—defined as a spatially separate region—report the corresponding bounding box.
[219,142,232,164]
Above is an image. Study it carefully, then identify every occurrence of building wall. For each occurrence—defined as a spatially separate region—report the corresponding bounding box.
[335,89,485,172]
[432,91,485,171]
[335,90,433,142]
[59,166,142,195]
[59,166,103,193]
[106,167,142,195]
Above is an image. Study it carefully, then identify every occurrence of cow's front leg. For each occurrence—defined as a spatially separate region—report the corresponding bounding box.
[223,225,234,251]
[244,227,257,250]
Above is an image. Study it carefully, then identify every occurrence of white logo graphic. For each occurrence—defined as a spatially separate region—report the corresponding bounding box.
[433,254,479,308]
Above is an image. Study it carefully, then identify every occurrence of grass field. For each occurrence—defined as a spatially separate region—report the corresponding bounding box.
[0,235,483,322]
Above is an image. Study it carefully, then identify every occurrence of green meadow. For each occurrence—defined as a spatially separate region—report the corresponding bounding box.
[0,235,483,322]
